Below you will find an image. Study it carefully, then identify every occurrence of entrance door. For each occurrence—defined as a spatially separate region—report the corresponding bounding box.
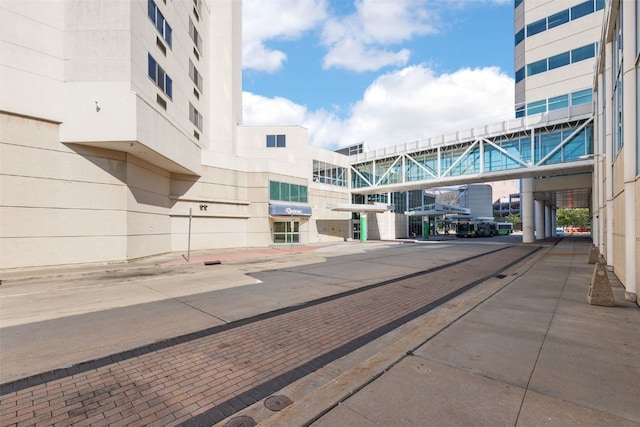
[352,220,360,241]
[273,221,299,243]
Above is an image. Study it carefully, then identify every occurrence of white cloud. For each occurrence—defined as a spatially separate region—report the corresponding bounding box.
[321,0,438,71]
[243,65,515,151]
[242,0,328,72]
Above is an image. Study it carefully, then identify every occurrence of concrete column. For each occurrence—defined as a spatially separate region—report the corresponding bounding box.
[603,39,614,268]
[551,207,557,236]
[521,178,535,243]
[535,199,545,240]
[544,204,552,238]
[622,0,637,302]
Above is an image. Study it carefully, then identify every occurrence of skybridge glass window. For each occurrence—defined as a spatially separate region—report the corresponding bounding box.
[547,10,569,29]
[527,18,546,37]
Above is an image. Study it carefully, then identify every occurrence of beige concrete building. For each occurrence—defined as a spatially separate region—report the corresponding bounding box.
[0,0,356,270]
[592,0,639,304]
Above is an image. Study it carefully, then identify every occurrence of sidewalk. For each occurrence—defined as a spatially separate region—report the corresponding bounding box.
[257,237,640,426]
[1,237,638,426]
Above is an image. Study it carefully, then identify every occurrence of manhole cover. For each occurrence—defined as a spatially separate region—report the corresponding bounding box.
[264,395,292,411]
[226,415,256,427]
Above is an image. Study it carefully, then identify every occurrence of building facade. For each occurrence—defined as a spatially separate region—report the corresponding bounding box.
[591,0,639,304]
[0,0,353,270]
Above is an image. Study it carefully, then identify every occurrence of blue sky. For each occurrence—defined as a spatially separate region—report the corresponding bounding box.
[241,0,515,151]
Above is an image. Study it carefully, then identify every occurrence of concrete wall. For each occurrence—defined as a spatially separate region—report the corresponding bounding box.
[0,113,129,268]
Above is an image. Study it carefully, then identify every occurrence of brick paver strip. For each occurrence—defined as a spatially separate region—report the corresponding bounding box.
[0,245,539,426]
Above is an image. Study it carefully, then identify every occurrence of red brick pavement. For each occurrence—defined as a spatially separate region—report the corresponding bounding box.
[0,245,538,427]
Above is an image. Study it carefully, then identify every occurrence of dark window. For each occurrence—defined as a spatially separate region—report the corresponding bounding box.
[548,9,569,29]
[595,0,604,11]
[515,28,525,46]
[571,44,595,63]
[527,18,546,37]
[148,0,172,47]
[527,58,547,76]
[515,67,525,83]
[266,134,286,148]
[514,0,523,8]
[548,52,570,70]
[148,53,172,99]
[515,105,525,118]
[570,1,594,20]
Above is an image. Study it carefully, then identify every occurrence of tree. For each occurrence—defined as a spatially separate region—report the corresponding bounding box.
[504,213,520,225]
[557,208,591,228]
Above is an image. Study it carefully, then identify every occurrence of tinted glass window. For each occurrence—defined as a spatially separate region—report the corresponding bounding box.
[276,134,286,147]
[266,135,276,147]
[514,0,523,8]
[548,9,569,29]
[571,44,595,62]
[527,18,546,37]
[527,100,546,115]
[515,67,525,83]
[571,89,592,105]
[527,59,547,76]
[548,95,568,111]
[571,1,594,20]
[595,0,604,10]
[515,28,525,45]
[548,52,570,70]
[515,106,525,118]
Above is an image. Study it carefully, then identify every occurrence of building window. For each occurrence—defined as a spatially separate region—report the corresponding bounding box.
[148,0,172,47]
[548,95,569,111]
[266,134,286,148]
[548,52,570,70]
[527,100,546,115]
[515,105,525,118]
[548,10,569,29]
[515,67,525,83]
[571,89,592,106]
[514,0,523,9]
[148,53,172,99]
[527,58,547,77]
[515,28,524,46]
[527,18,547,37]
[313,160,347,187]
[270,181,308,203]
[189,18,203,54]
[571,44,596,63]
[570,1,594,21]
[189,60,203,93]
[189,103,203,131]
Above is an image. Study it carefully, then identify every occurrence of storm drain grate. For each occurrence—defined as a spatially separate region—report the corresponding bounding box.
[264,395,292,411]
[226,415,256,427]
